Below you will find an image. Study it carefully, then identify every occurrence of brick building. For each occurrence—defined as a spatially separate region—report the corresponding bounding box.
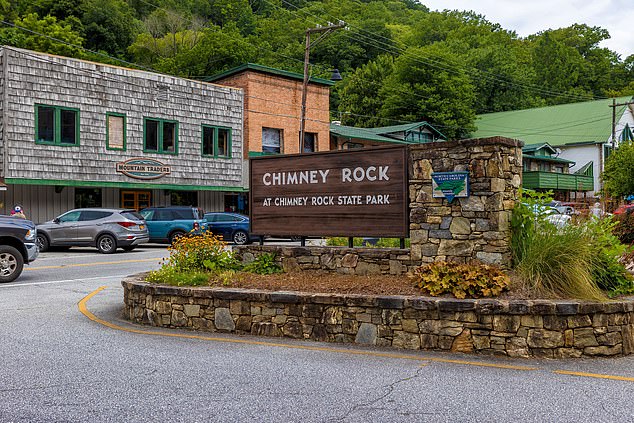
[206,63,333,158]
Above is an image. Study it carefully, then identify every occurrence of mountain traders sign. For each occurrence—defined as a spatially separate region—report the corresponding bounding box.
[116,158,171,180]
[250,146,408,238]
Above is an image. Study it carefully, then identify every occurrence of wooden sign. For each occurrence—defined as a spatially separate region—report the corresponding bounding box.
[250,145,408,237]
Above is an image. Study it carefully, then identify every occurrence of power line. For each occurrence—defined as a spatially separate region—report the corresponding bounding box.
[273,0,605,103]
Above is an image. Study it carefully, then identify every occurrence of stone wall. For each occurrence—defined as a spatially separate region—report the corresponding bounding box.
[234,245,414,275]
[409,137,522,266]
[123,277,634,358]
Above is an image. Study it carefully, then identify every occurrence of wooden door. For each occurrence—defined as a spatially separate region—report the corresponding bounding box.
[121,191,151,210]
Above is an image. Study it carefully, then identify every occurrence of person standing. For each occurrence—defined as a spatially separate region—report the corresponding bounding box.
[10,205,26,219]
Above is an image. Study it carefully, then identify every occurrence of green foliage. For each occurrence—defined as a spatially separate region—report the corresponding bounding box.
[414,261,510,299]
[152,231,237,273]
[512,191,632,299]
[4,0,634,128]
[146,268,210,286]
[510,189,554,266]
[243,253,282,275]
[584,217,634,296]
[325,237,410,248]
[146,231,283,285]
[380,43,477,139]
[4,13,85,57]
[613,211,634,244]
[603,140,634,199]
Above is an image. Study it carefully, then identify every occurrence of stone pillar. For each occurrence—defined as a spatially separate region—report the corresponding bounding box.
[409,137,523,267]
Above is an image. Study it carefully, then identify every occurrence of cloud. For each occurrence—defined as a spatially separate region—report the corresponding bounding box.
[421,0,633,57]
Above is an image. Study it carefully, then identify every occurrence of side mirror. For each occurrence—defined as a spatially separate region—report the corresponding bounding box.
[53,218,60,224]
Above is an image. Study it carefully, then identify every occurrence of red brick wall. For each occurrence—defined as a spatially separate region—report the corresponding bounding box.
[214,71,331,158]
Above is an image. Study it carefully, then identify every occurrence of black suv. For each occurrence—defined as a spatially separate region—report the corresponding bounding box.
[139,206,204,244]
[0,216,38,282]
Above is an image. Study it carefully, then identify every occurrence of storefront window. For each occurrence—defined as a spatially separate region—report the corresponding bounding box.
[75,188,102,208]
[170,191,198,206]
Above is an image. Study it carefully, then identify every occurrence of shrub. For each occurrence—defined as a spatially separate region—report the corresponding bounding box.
[147,231,242,285]
[515,223,606,300]
[243,253,283,275]
[146,269,211,287]
[414,261,510,299]
[163,231,238,272]
[613,211,634,244]
[585,217,634,296]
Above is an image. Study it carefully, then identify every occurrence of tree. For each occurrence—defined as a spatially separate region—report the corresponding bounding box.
[81,0,141,56]
[380,44,476,139]
[603,140,634,199]
[2,13,84,57]
[336,54,395,127]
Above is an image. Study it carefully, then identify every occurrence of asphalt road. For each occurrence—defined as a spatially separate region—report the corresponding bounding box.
[1,246,634,422]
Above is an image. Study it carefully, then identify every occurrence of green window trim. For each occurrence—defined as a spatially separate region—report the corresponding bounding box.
[143,117,179,155]
[201,124,232,159]
[34,104,80,147]
[106,112,127,151]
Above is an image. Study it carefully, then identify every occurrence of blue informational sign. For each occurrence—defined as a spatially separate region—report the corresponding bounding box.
[431,171,470,203]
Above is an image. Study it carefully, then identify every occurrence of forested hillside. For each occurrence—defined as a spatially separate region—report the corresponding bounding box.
[1,0,632,139]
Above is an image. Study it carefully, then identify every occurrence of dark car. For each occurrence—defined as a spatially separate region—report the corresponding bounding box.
[203,212,251,245]
[140,206,204,244]
[36,208,149,253]
[0,215,38,282]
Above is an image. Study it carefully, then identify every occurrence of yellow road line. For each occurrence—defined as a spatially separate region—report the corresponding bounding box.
[554,370,634,383]
[26,257,160,271]
[78,287,536,371]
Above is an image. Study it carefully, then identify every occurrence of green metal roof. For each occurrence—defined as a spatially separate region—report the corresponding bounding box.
[522,142,557,154]
[522,154,575,165]
[330,124,406,143]
[205,63,335,86]
[330,121,446,144]
[472,96,633,147]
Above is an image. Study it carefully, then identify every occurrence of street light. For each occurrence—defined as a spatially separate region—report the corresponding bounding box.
[299,21,346,154]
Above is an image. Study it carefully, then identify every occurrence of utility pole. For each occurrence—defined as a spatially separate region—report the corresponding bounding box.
[609,98,634,147]
[299,21,345,154]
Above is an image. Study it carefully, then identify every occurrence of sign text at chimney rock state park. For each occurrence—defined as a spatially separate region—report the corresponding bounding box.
[249,145,408,238]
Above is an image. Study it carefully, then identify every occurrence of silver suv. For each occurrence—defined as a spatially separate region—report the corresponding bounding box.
[36,208,149,254]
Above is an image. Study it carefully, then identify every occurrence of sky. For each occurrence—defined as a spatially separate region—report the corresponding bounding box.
[421,0,633,59]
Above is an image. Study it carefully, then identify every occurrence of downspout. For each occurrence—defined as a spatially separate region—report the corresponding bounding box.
[2,48,10,186]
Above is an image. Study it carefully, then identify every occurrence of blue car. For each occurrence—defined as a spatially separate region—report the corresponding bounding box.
[140,206,204,244]
[203,212,251,245]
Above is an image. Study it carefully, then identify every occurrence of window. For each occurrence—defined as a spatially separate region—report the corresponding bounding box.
[58,210,81,223]
[202,125,231,158]
[304,132,317,153]
[144,118,178,154]
[106,113,126,150]
[75,188,102,208]
[262,127,283,154]
[79,211,112,221]
[121,191,151,210]
[171,191,198,206]
[35,104,79,146]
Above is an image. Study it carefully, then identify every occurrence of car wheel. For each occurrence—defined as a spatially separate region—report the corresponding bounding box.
[169,231,186,244]
[0,245,24,283]
[232,230,249,245]
[36,234,50,252]
[122,246,136,252]
[97,234,117,254]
